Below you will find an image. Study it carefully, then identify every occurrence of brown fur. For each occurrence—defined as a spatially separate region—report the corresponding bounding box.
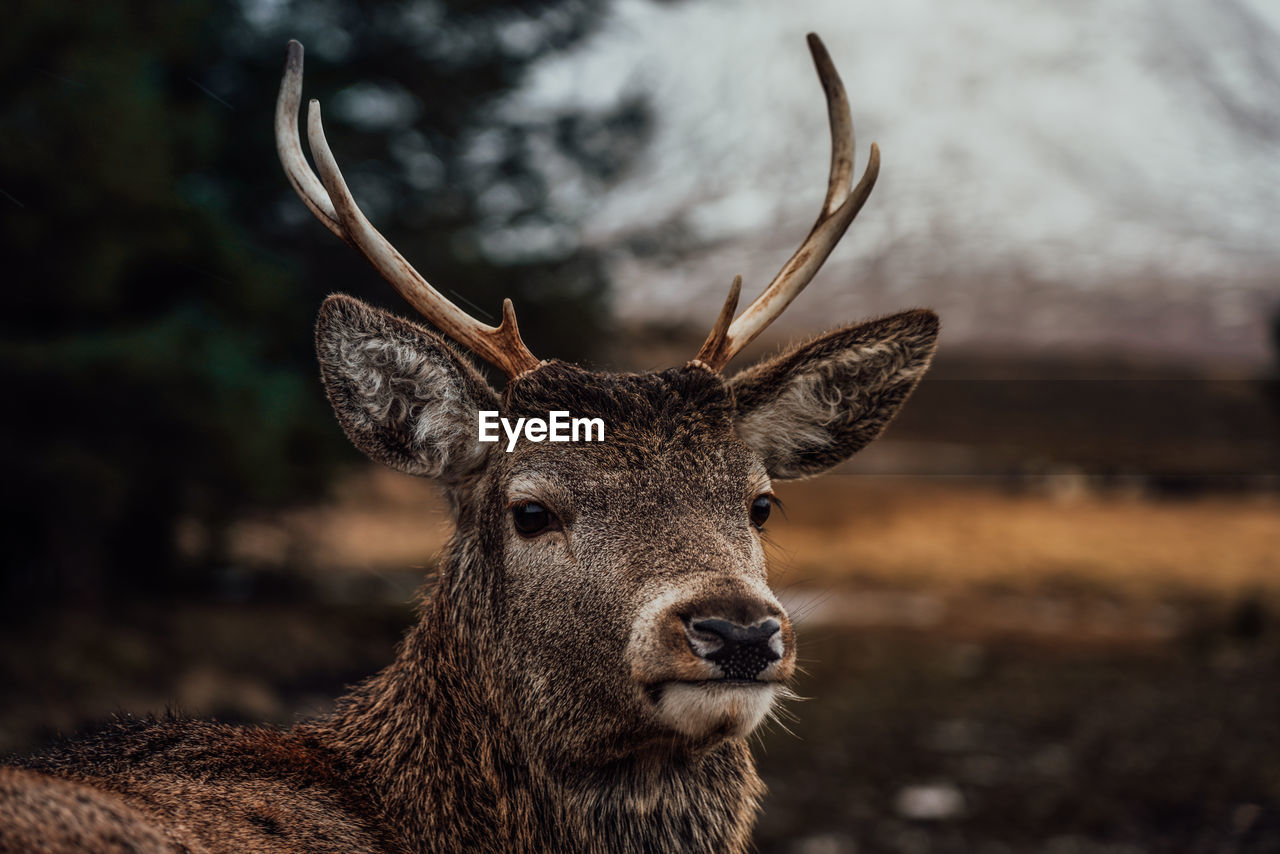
[2,295,937,853]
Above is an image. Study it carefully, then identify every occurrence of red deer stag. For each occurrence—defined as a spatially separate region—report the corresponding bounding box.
[0,34,937,853]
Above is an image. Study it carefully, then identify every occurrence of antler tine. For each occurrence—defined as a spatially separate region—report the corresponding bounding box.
[692,275,741,368]
[810,34,856,219]
[276,41,541,379]
[697,33,880,372]
[275,41,345,242]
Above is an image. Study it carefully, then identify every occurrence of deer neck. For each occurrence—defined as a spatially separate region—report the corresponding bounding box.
[313,542,505,849]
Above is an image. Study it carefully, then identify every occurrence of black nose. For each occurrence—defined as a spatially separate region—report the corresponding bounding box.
[688,617,782,680]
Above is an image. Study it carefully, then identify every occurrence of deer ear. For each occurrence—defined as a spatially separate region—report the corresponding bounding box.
[315,294,498,481]
[729,309,938,480]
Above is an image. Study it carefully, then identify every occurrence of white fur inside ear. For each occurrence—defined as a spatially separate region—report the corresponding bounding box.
[656,683,778,740]
[336,332,487,477]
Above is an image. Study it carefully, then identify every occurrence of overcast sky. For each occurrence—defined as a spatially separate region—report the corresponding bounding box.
[501,0,1280,365]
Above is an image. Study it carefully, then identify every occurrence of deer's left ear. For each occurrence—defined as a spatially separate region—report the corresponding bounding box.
[729,309,938,480]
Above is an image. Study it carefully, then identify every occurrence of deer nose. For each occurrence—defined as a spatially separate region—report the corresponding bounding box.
[687,617,783,680]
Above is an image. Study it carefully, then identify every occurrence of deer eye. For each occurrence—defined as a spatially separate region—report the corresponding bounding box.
[510,501,561,537]
[749,494,774,528]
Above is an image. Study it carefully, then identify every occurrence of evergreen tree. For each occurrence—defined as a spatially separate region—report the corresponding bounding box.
[0,0,639,601]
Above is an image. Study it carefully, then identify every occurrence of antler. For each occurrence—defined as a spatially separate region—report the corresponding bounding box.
[694,33,880,371]
[275,40,542,379]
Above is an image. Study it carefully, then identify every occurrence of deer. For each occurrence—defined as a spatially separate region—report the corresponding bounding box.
[0,33,937,853]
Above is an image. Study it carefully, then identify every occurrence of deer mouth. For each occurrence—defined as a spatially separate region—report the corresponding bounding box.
[643,676,776,702]
[646,679,781,740]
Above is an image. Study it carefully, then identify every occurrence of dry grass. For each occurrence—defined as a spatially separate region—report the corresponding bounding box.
[228,466,1279,602]
[228,467,454,575]
[769,475,1280,598]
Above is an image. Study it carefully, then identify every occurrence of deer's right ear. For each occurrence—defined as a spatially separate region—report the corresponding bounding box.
[315,294,499,481]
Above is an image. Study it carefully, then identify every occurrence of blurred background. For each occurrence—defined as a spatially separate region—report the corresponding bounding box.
[2,0,1277,851]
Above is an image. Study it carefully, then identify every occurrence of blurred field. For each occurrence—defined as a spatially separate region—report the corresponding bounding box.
[219,456,1279,648]
[769,473,1279,597]
[222,464,1279,602]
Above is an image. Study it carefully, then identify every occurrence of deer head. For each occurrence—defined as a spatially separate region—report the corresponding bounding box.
[277,36,937,767]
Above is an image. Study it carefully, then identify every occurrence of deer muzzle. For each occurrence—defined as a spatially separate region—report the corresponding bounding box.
[626,583,796,740]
